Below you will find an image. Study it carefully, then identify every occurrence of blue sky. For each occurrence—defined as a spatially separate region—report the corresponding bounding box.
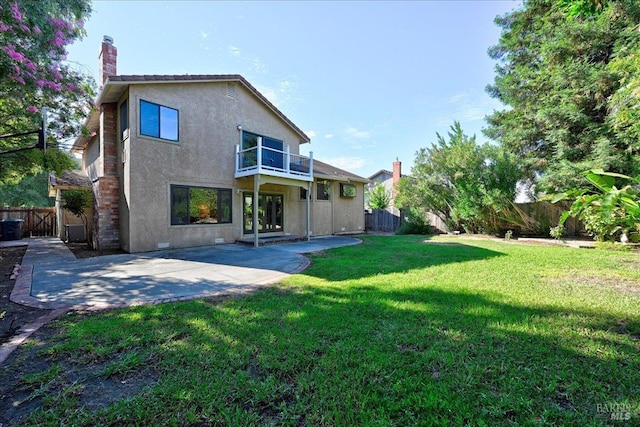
[67,0,521,178]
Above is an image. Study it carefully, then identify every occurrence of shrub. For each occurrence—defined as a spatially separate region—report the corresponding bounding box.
[396,213,432,235]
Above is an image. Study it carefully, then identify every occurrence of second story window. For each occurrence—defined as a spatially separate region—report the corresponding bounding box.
[140,99,179,141]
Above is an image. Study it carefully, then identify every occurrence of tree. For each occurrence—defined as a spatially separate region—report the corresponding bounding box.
[485,0,640,195]
[366,183,391,210]
[61,188,93,246]
[0,172,54,206]
[0,0,94,187]
[553,170,640,242]
[396,122,521,234]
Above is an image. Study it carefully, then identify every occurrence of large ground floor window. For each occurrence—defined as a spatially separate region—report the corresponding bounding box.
[243,193,283,234]
[171,185,232,225]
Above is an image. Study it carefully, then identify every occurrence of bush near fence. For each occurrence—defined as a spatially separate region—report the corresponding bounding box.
[512,202,585,237]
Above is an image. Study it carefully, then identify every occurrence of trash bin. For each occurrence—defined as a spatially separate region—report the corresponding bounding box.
[1,218,24,241]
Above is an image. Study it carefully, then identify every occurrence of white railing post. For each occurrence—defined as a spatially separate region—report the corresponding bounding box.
[309,151,314,179]
[235,144,240,172]
[256,136,263,171]
[286,145,290,173]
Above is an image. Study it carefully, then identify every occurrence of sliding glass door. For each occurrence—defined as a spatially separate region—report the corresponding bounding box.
[243,193,284,234]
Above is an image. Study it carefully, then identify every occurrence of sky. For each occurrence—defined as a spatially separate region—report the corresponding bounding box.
[66,0,521,179]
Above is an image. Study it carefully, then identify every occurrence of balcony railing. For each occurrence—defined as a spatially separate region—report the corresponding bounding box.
[235,139,313,182]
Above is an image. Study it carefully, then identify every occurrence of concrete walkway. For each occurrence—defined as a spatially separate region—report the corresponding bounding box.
[8,236,361,310]
[1,236,360,365]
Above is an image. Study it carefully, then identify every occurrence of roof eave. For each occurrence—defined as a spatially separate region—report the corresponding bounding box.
[89,75,311,145]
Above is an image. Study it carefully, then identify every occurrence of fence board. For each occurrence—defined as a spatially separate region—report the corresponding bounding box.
[365,209,401,233]
[0,207,57,237]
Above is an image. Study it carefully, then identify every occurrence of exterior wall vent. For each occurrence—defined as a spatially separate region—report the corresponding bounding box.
[226,82,236,99]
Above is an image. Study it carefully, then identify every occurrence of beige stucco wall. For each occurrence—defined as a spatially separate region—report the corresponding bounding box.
[120,81,308,252]
[84,136,100,182]
[307,180,365,236]
[82,79,367,252]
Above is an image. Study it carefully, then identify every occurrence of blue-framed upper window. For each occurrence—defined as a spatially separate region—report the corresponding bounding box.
[140,99,179,141]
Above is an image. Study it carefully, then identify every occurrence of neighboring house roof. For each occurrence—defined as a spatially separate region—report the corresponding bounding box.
[48,170,92,196]
[72,74,310,152]
[368,169,392,181]
[313,159,369,184]
[49,170,92,189]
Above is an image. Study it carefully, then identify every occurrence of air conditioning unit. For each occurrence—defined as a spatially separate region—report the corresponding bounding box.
[65,224,86,242]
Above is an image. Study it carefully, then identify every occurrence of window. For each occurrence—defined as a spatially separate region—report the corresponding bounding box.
[316,179,331,201]
[140,99,179,141]
[340,183,357,198]
[170,185,232,225]
[300,187,311,200]
[242,131,284,169]
[119,99,129,140]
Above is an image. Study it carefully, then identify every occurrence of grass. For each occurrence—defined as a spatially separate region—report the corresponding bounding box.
[15,235,640,425]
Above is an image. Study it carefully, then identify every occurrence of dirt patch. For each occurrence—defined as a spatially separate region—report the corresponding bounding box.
[1,242,136,425]
[551,274,640,295]
[0,317,160,425]
[65,241,125,259]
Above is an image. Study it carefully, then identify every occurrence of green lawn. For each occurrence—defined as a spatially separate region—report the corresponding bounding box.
[15,236,640,425]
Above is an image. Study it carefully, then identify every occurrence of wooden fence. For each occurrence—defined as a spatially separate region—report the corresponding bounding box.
[365,209,402,233]
[0,207,57,237]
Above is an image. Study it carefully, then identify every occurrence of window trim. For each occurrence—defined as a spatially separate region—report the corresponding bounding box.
[300,187,311,201]
[119,98,129,141]
[316,179,332,201]
[170,184,232,226]
[139,99,179,142]
[340,183,357,198]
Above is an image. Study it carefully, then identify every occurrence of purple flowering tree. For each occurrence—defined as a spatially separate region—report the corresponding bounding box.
[0,0,94,186]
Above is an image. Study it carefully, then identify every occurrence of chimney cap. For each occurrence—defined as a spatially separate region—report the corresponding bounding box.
[103,35,114,45]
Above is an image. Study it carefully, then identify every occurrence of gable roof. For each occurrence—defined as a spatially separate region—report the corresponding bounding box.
[368,169,392,181]
[313,159,369,184]
[72,74,309,152]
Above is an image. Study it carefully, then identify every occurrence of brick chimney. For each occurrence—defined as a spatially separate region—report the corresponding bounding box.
[392,158,401,198]
[392,158,402,184]
[99,35,117,90]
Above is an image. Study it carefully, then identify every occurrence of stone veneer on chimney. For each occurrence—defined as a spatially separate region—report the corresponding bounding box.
[93,36,120,250]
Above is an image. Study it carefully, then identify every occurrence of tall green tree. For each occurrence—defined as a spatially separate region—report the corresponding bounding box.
[485,0,640,195]
[0,0,94,187]
[396,122,521,234]
[366,183,391,210]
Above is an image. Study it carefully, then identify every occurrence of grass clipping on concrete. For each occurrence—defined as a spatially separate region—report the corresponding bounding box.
[8,235,640,425]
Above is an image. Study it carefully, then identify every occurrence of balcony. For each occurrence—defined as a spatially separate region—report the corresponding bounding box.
[235,138,313,182]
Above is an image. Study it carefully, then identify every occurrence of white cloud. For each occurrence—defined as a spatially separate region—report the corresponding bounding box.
[323,156,367,171]
[344,126,371,140]
[305,130,317,138]
[200,31,209,39]
[324,134,334,139]
[253,58,268,74]
[427,90,504,127]
[255,77,299,110]
[229,45,241,57]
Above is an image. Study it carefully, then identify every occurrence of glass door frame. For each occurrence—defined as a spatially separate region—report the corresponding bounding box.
[243,192,284,234]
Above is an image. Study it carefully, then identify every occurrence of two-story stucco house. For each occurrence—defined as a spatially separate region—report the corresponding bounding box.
[64,36,367,253]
